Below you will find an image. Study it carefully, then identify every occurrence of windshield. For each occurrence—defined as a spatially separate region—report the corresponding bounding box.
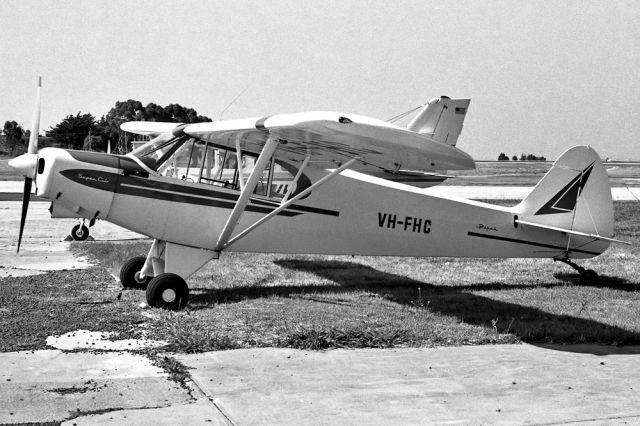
[129,133,190,171]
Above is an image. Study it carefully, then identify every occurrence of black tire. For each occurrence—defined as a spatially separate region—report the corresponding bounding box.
[581,269,599,283]
[146,273,189,310]
[120,256,151,290]
[71,224,89,241]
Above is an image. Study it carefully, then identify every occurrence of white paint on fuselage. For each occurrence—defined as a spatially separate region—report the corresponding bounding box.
[37,147,608,262]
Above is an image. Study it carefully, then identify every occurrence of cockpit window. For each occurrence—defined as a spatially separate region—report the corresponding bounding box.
[129,134,190,171]
[133,137,310,199]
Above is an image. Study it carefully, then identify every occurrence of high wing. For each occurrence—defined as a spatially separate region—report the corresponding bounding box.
[121,121,185,137]
[183,111,475,171]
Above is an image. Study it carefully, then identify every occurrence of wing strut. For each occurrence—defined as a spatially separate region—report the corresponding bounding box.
[280,152,311,204]
[215,136,279,251]
[223,158,358,250]
[235,135,246,190]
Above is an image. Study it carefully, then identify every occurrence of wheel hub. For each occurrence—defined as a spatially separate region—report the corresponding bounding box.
[134,271,146,284]
[161,288,177,303]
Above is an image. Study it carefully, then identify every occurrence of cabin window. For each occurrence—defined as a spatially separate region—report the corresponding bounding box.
[155,138,310,199]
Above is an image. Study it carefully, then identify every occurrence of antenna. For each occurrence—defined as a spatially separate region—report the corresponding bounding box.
[219,86,249,120]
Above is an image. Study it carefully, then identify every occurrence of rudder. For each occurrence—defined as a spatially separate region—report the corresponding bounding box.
[513,146,614,242]
[406,96,470,147]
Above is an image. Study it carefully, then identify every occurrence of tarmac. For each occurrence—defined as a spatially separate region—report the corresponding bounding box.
[2,181,640,424]
[3,344,640,424]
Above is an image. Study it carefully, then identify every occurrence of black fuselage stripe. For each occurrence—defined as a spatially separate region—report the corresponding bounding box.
[120,177,339,216]
[119,181,338,216]
[61,168,339,217]
[249,198,340,216]
[467,231,600,256]
[124,176,239,200]
[116,185,299,216]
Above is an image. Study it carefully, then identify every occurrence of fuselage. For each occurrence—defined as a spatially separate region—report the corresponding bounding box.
[34,147,608,259]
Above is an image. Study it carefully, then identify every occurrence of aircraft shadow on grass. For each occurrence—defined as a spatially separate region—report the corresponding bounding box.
[189,259,640,355]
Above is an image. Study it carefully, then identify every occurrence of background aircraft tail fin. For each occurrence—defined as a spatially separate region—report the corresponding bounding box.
[406,96,470,147]
[514,146,614,242]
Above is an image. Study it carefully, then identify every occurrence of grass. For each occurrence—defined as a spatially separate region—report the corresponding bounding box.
[51,201,640,352]
[2,201,639,353]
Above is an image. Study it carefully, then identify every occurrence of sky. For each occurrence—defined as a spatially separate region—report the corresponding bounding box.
[0,0,638,160]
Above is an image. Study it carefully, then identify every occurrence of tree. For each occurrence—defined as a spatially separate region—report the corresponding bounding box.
[512,155,517,161]
[3,121,24,156]
[83,133,103,151]
[46,112,98,150]
[517,153,547,161]
[497,152,509,161]
[97,99,212,149]
[99,99,146,145]
[162,103,211,123]
[145,102,170,122]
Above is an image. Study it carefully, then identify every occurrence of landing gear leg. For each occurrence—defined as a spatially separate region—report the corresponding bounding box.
[555,257,599,283]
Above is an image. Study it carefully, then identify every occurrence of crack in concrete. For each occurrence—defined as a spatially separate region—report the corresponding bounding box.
[189,375,237,426]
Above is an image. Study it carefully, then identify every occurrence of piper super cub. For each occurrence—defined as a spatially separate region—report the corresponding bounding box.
[10,79,628,310]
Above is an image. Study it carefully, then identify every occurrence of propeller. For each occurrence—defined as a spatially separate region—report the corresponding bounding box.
[10,77,41,253]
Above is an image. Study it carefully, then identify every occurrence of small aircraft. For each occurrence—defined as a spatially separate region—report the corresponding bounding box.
[10,79,628,310]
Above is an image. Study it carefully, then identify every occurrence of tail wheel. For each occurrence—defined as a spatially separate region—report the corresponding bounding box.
[71,224,89,241]
[146,273,189,311]
[120,256,151,290]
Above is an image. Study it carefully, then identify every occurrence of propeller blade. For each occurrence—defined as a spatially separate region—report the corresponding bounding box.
[14,77,41,253]
[17,177,32,253]
[28,76,41,155]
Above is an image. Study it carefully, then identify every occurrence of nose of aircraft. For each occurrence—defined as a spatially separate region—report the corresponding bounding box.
[8,153,38,179]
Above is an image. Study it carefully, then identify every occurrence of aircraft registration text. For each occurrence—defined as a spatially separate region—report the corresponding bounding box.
[377,212,431,234]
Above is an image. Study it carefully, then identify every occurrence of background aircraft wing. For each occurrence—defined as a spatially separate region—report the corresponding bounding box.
[121,121,185,137]
[183,112,474,171]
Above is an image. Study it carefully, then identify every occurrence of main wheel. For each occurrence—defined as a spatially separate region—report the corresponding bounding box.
[71,224,89,241]
[120,256,151,290]
[146,273,189,310]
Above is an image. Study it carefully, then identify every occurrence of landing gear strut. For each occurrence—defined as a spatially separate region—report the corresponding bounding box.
[555,257,599,283]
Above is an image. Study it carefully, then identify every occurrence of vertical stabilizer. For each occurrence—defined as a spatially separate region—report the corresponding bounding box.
[406,96,470,147]
[513,146,614,244]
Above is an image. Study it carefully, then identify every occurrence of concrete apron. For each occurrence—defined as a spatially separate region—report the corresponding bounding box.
[0,201,144,277]
[176,345,640,425]
[0,350,206,425]
[2,344,640,424]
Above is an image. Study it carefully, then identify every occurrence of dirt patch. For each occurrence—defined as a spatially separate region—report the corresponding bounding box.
[0,268,148,352]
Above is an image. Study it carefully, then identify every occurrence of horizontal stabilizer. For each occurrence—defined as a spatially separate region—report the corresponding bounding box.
[515,219,630,245]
